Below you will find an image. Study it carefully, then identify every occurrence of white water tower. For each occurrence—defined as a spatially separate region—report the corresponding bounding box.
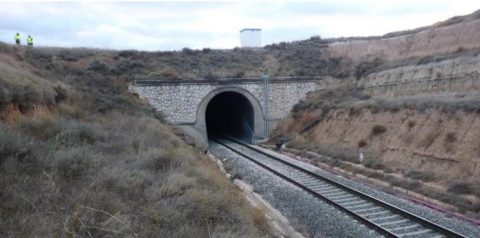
[240,28,261,47]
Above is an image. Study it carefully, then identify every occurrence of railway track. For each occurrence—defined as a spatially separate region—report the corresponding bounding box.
[213,137,469,238]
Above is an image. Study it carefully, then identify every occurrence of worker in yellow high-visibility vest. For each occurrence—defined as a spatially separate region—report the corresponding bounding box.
[27,35,33,47]
[14,33,21,45]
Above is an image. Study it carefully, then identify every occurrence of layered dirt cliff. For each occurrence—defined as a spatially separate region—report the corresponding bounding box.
[360,51,480,97]
[328,10,480,62]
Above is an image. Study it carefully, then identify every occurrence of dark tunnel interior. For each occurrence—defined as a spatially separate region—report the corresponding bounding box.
[206,92,254,141]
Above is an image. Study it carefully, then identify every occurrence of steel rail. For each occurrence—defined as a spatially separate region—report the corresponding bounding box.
[216,137,468,238]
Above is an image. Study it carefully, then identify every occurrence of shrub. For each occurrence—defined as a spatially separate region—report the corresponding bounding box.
[232,71,245,78]
[363,158,385,170]
[0,123,33,166]
[54,123,103,148]
[160,68,179,80]
[383,167,394,173]
[158,173,196,198]
[118,50,137,57]
[404,170,436,182]
[145,149,182,171]
[204,72,219,80]
[406,180,422,191]
[108,169,154,199]
[354,57,383,80]
[447,181,474,195]
[445,132,457,143]
[54,147,96,181]
[389,178,422,191]
[17,118,57,139]
[358,139,367,147]
[371,124,387,136]
[407,120,416,129]
[114,60,144,75]
[87,60,110,72]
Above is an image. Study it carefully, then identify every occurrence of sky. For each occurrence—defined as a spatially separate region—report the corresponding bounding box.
[0,0,479,51]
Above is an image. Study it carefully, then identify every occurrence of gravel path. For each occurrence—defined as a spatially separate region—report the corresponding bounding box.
[210,142,381,238]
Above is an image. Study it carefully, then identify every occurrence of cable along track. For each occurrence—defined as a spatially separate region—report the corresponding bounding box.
[213,137,468,238]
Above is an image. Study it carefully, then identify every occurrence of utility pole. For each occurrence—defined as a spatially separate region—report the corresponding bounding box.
[263,75,269,140]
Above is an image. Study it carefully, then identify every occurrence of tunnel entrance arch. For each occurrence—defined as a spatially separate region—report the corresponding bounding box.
[206,91,254,139]
[195,87,265,143]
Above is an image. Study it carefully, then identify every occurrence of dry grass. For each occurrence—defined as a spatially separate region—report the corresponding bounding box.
[0,43,266,237]
[404,170,436,182]
[447,181,474,195]
[1,115,266,237]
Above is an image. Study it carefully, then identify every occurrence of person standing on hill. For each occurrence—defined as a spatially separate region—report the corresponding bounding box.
[27,35,33,47]
[14,33,21,45]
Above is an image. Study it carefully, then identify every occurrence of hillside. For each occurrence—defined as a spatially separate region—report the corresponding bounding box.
[271,9,480,219]
[0,44,268,237]
[327,9,480,62]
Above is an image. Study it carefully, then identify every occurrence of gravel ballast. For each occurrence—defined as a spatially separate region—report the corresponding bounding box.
[210,142,381,238]
[210,141,480,238]
[253,144,480,238]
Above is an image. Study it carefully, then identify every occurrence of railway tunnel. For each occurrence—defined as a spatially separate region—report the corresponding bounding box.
[205,91,255,141]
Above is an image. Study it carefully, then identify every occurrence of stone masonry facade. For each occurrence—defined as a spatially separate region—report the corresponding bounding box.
[130,79,327,124]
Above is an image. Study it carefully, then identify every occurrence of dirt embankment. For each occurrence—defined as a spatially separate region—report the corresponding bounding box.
[278,108,480,184]
[328,11,480,62]
[272,9,480,217]
[359,53,480,97]
[272,85,480,215]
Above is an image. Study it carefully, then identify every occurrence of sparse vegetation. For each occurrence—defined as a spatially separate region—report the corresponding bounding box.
[448,181,474,195]
[363,158,385,170]
[354,57,383,80]
[445,132,457,143]
[404,170,436,182]
[0,43,266,237]
[358,139,367,148]
[407,120,416,129]
[371,124,387,136]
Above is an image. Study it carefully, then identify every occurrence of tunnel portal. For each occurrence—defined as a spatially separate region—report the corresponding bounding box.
[206,91,254,140]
